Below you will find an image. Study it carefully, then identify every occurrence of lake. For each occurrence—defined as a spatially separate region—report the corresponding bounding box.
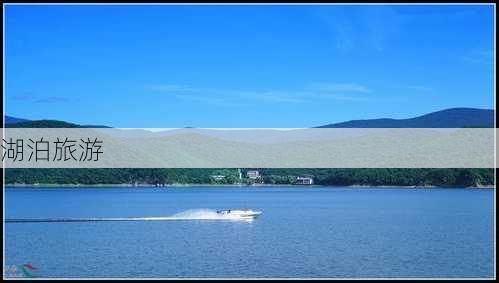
[4,187,495,278]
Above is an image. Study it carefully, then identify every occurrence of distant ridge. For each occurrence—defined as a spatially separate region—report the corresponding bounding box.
[5,108,495,128]
[317,108,494,128]
[5,116,30,124]
[4,116,110,128]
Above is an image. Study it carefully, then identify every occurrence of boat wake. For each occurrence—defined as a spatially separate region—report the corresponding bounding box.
[5,209,258,223]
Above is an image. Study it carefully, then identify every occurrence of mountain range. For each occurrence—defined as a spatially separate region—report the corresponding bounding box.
[317,108,494,128]
[4,107,495,128]
[5,116,30,124]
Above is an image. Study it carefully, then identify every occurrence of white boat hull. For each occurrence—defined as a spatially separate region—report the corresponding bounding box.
[216,209,262,219]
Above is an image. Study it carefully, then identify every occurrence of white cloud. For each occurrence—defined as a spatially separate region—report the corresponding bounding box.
[310,83,373,93]
[405,85,434,92]
[461,49,493,65]
[312,6,407,52]
[146,83,373,106]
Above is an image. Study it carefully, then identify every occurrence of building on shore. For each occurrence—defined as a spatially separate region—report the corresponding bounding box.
[246,170,260,179]
[296,176,314,185]
[211,175,226,181]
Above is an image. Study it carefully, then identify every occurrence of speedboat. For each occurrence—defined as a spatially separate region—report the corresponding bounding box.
[216,209,262,219]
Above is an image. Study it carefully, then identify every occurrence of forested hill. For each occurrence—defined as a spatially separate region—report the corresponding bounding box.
[318,108,494,128]
[6,107,495,128]
[5,168,495,188]
[4,117,109,128]
[5,115,30,124]
[4,109,495,188]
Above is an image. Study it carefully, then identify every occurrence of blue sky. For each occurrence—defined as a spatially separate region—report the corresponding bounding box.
[5,4,495,127]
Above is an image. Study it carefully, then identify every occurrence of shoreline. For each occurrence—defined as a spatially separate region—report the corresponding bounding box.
[4,183,496,189]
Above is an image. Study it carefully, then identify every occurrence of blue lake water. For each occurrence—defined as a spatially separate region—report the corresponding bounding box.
[4,187,495,278]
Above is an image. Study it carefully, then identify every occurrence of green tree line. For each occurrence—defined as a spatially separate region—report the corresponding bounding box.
[5,168,495,187]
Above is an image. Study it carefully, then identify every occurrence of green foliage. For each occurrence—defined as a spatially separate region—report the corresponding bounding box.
[4,168,494,187]
[260,168,494,187]
[5,118,494,187]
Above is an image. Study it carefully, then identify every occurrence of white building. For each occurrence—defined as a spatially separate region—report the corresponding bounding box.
[296,176,314,185]
[211,175,226,181]
[246,170,260,179]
